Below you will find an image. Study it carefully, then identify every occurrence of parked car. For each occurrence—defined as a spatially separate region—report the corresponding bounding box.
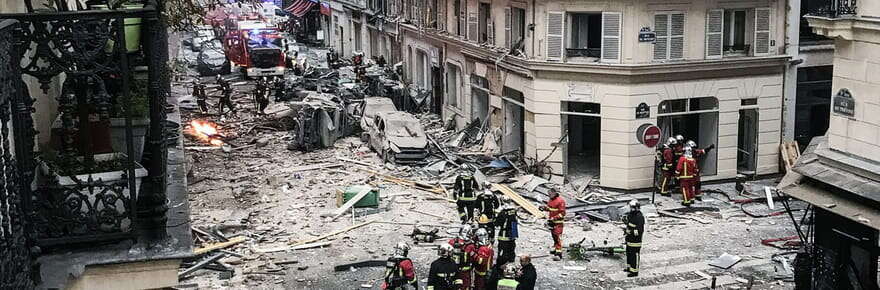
[366,112,428,164]
[358,97,398,134]
[191,26,215,52]
[196,40,230,76]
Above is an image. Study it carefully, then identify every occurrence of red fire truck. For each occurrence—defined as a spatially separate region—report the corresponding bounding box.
[222,20,287,77]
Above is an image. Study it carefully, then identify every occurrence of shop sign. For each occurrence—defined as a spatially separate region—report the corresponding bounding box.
[635,103,650,119]
[639,27,656,43]
[833,88,855,117]
[637,124,662,148]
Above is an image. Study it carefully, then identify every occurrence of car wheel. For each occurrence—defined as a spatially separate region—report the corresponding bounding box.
[384,149,395,164]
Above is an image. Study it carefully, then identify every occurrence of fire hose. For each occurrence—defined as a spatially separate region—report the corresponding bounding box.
[761,236,800,249]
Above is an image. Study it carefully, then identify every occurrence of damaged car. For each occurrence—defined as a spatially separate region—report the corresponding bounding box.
[358,97,398,135]
[366,112,428,164]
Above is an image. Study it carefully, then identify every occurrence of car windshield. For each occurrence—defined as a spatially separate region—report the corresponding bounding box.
[364,102,396,117]
[385,120,424,137]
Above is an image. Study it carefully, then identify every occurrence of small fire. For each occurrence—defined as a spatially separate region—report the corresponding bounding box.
[190,120,224,146]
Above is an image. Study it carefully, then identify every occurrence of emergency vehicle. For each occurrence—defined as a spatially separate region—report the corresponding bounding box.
[221,19,287,77]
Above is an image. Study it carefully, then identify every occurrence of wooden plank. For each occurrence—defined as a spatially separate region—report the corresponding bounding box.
[657,209,711,224]
[254,241,334,253]
[179,253,225,278]
[194,236,247,255]
[290,162,343,172]
[332,187,373,221]
[288,220,375,246]
[492,183,545,218]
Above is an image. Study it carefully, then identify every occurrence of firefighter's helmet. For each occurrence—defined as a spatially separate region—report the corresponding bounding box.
[458,224,474,241]
[438,243,454,258]
[629,199,641,212]
[675,135,685,143]
[667,137,677,146]
[393,242,410,258]
[475,228,489,245]
[684,147,693,158]
[504,263,519,278]
[686,140,697,149]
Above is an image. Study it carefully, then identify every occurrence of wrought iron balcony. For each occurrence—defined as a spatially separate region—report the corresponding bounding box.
[0,1,172,252]
[808,0,857,18]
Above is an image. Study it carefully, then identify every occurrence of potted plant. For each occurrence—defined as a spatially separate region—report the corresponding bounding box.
[37,150,148,232]
[91,0,145,53]
[110,77,150,162]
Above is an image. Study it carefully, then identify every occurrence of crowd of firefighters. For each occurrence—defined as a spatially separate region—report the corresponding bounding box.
[381,173,647,289]
[656,135,715,206]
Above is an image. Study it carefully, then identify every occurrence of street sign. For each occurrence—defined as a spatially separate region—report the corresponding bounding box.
[637,124,662,148]
[639,27,656,43]
[635,103,650,119]
[833,88,855,117]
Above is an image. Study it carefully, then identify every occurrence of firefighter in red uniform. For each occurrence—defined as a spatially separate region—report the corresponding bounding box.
[472,228,494,290]
[539,189,566,260]
[382,242,418,290]
[449,224,476,290]
[685,140,714,201]
[658,137,677,196]
[676,147,698,206]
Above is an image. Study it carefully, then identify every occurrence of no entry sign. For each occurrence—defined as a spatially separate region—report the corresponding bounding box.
[637,124,661,148]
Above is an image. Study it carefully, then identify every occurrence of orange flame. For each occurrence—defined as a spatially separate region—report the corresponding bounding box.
[190,120,224,146]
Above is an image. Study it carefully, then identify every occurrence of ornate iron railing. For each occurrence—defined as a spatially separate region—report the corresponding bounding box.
[0,19,37,290]
[809,0,857,18]
[0,1,170,249]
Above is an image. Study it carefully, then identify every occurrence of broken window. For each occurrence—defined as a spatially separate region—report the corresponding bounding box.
[566,13,601,58]
[478,2,491,44]
[506,7,526,53]
[446,63,460,108]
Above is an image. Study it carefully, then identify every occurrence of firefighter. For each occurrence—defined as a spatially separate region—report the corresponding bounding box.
[473,228,494,290]
[254,77,270,114]
[449,225,476,290]
[382,242,418,290]
[454,173,479,223]
[658,137,677,196]
[216,75,236,117]
[495,263,521,290]
[676,147,698,206]
[623,199,645,277]
[192,78,208,114]
[428,244,460,290]
[539,188,566,260]
[476,186,500,240]
[273,76,286,102]
[495,196,518,267]
[686,140,715,201]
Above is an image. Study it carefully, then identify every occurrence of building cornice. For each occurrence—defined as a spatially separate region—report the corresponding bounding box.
[806,15,880,44]
[399,24,788,82]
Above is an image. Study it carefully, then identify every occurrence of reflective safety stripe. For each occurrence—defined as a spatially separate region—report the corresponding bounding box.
[627,223,637,228]
[454,279,463,285]
[437,273,452,277]
[475,271,487,275]
[551,219,564,224]
[498,279,520,289]
[627,242,641,247]
[547,207,560,211]
[459,197,476,201]
[497,236,510,241]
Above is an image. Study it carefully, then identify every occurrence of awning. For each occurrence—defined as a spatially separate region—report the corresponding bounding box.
[778,171,880,231]
[285,0,317,18]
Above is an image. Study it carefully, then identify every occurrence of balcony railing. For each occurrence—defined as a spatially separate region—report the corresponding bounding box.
[809,0,857,18]
[0,1,172,250]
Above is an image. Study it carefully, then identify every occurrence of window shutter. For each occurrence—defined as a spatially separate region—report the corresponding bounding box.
[601,12,621,63]
[505,7,512,49]
[653,14,669,61]
[705,9,723,59]
[459,1,467,38]
[488,17,495,45]
[754,8,771,55]
[670,13,685,59]
[468,12,478,42]
[546,11,564,61]
[438,0,445,30]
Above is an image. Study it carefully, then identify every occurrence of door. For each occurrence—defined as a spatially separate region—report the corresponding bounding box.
[737,109,758,175]
[432,66,444,114]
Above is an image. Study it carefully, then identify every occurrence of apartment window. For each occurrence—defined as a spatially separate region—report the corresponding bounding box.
[446,64,460,108]
[724,10,747,54]
[455,0,465,37]
[354,22,363,52]
[478,2,491,43]
[566,13,601,58]
[653,12,685,61]
[706,8,772,58]
[506,7,526,52]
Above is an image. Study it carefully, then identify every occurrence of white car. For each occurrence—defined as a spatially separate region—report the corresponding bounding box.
[366,112,429,164]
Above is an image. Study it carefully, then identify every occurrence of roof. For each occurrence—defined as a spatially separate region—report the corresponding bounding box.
[777,136,880,230]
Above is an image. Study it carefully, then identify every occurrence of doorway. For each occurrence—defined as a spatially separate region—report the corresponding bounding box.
[562,101,601,180]
[471,74,490,122]
[658,97,719,176]
[502,87,525,154]
[432,66,444,114]
[737,108,758,175]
